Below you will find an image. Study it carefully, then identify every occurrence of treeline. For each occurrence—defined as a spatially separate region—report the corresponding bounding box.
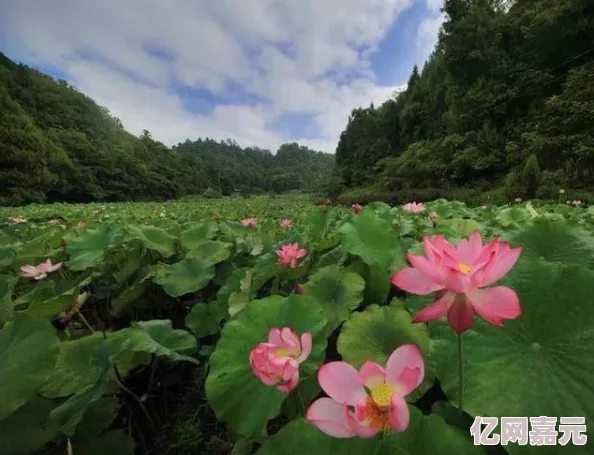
[332,0,594,203]
[0,52,334,206]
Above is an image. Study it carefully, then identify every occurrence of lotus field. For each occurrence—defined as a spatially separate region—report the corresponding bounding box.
[0,195,591,454]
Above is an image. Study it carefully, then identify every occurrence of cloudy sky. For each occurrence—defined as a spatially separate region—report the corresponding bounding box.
[0,0,444,153]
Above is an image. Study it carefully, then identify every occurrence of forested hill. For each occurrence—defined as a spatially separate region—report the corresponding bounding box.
[0,52,334,206]
[332,0,594,203]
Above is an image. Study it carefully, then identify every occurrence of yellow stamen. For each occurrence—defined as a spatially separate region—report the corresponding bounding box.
[458,263,472,274]
[364,396,391,430]
[370,382,394,408]
[275,348,292,357]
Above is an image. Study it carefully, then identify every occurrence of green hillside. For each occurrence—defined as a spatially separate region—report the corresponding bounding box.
[332,0,594,204]
[0,53,334,206]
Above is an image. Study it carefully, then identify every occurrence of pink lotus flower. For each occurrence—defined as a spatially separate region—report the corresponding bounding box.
[352,204,362,214]
[8,217,28,224]
[91,210,100,215]
[391,231,522,334]
[77,221,87,228]
[241,218,258,228]
[572,200,582,206]
[19,259,63,280]
[514,198,522,203]
[402,202,425,213]
[276,243,307,268]
[306,344,424,438]
[280,219,293,230]
[249,327,312,392]
[295,284,304,295]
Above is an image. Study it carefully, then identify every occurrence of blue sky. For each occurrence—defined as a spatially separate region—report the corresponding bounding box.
[0,0,444,153]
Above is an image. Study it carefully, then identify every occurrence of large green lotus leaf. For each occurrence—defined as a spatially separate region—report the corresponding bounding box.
[427,199,474,219]
[41,333,107,398]
[185,301,225,338]
[440,218,481,238]
[252,253,280,289]
[0,247,16,268]
[501,218,594,269]
[338,212,399,268]
[228,269,253,317]
[0,397,60,454]
[495,206,532,229]
[0,314,60,419]
[337,302,432,401]
[219,220,248,247]
[112,247,143,284]
[217,267,251,309]
[315,245,348,269]
[185,240,232,263]
[302,265,364,330]
[256,408,482,455]
[416,258,594,455]
[49,355,111,436]
[12,280,56,308]
[72,396,119,440]
[180,221,219,252]
[153,258,215,297]
[66,224,122,271]
[109,320,198,365]
[0,274,17,324]
[14,230,64,266]
[206,295,327,437]
[72,430,134,455]
[346,261,390,306]
[128,224,178,258]
[110,279,149,317]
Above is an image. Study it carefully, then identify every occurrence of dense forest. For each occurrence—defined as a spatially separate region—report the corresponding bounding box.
[0,52,334,206]
[332,0,594,203]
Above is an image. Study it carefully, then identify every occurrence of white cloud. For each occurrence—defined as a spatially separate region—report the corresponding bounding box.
[0,0,416,153]
[416,13,445,67]
[425,0,444,13]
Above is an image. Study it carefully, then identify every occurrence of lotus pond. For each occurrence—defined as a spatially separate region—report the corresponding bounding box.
[0,196,591,454]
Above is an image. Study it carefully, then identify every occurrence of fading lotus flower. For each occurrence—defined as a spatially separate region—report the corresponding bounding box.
[91,210,99,215]
[212,212,221,221]
[47,219,61,225]
[428,211,438,223]
[391,231,522,334]
[572,200,582,206]
[19,259,63,280]
[306,344,424,438]
[77,221,87,228]
[59,292,89,324]
[280,219,293,230]
[559,189,565,194]
[402,202,425,213]
[352,204,362,214]
[276,243,307,268]
[241,217,258,228]
[480,205,488,210]
[514,198,522,203]
[8,217,28,224]
[249,327,312,392]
